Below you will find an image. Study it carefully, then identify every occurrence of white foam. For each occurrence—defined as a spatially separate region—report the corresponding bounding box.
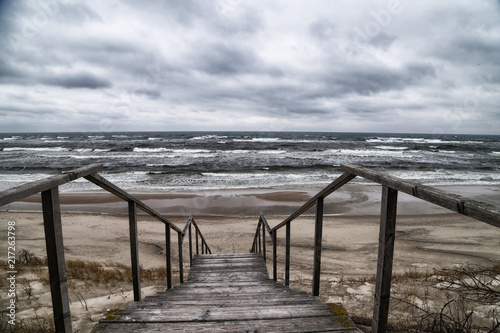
[2,136,23,141]
[374,146,408,150]
[3,147,70,152]
[366,137,482,144]
[189,135,228,140]
[133,147,172,153]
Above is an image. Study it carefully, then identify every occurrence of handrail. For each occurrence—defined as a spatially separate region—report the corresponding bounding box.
[0,164,212,333]
[272,171,357,231]
[341,164,500,228]
[251,163,500,333]
[0,164,103,206]
[177,215,212,282]
[85,173,183,233]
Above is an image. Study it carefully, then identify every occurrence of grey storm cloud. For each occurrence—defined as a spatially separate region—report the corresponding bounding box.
[0,0,499,134]
[42,71,112,89]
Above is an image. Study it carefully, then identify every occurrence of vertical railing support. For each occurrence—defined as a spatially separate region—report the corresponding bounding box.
[195,227,199,255]
[272,231,277,281]
[258,222,262,253]
[178,232,184,283]
[189,223,193,266]
[262,220,266,261]
[165,225,172,289]
[372,186,398,333]
[312,197,324,297]
[285,221,291,286]
[128,201,141,302]
[41,187,72,333]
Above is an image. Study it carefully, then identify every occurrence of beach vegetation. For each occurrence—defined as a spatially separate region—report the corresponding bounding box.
[0,249,178,333]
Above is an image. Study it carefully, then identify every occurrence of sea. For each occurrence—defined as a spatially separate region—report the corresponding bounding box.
[1,132,499,193]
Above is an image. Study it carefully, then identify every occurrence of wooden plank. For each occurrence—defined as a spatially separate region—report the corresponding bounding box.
[262,218,267,261]
[165,225,172,289]
[137,295,321,307]
[171,279,276,286]
[0,163,102,206]
[272,230,277,281]
[313,197,324,297]
[189,262,266,270]
[178,232,184,283]
[340,164,500,228]
[92,317,358,333]
[152,285,290,296]
[372,186,398,333]
[144,294,319,304]
[285,221,291,286]
[195,227,199,255]
[189,222,193,265]
[99,305,337,322]
[193,256,262,263]
[186,275,269,283]
[41,187,72,333]
[128,201,141,302]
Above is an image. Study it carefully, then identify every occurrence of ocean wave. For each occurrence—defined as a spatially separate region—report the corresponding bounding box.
[133,147,172,153]
[366,137,483,144]
[374,146,408,150]
[1,136,23,141]
[3,147,70,152]
[189,135,228,140]
[336,149,406,156]
[234,138,282,143]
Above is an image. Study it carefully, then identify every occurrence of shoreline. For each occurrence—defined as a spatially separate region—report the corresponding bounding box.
[2,183,500,217]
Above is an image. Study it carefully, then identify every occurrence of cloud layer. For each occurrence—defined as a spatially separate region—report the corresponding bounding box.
[1,0,499,134]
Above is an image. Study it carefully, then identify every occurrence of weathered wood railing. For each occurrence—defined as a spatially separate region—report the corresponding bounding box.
[0,163,211,333]
[251,163,500,333]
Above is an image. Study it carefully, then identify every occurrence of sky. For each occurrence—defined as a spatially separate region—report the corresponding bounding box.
[0,0,499,134]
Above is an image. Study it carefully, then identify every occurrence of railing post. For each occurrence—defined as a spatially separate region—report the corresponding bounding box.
[258,222,262,253]
[178,232,184,283]
[272,230,277,281]
[285,221,291,286]
[195,227,199,255]
[312,197,324,297]
[262,221,266,261]
[372,186,398,333]
[189,223,193,266]
[128,201,141,302]
[41,187,72,333]
[165,225,172,289]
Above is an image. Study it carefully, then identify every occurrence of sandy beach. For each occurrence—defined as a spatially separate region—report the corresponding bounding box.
[1,185,499,332]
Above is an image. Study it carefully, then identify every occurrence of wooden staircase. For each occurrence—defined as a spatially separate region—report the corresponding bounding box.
[92,253,360,332]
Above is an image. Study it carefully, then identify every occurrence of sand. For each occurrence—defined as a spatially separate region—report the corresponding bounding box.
[1,185,500,332]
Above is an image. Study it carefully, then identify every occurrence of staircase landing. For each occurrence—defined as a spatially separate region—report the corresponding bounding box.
[92,253,359,332]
